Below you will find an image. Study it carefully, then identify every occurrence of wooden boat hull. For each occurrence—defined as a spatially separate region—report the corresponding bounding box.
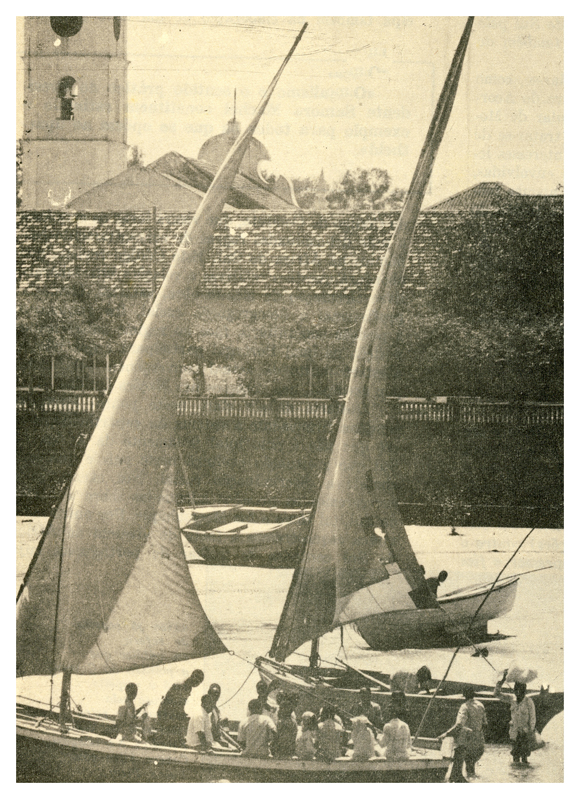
[355,576,519,650]
[16,715,449,783]
[257,658,563,745]
[181,506,310,568]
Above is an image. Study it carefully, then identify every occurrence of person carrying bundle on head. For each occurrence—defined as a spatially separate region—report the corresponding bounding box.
[495,668,537,766]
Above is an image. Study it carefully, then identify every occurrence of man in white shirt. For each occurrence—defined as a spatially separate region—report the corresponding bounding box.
[238,699,276,758]
[186,694,214,752]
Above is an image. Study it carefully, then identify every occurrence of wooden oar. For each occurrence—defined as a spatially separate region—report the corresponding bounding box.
[336,658,392,693]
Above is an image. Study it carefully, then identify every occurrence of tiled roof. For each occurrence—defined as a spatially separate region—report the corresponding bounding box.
[149,152,297,212]
[17,210,460,295]
[426,182,521,211]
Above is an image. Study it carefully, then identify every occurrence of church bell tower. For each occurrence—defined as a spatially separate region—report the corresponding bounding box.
[21,16,128,209]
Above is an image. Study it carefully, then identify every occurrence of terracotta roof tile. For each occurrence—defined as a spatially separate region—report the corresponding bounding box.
[14,208,535,296]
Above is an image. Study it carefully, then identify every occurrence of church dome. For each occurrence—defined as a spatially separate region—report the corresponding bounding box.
[198,118,270,182]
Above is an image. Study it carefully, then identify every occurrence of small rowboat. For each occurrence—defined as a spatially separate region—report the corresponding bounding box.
[355,575,519,650]
[180,505,310,568]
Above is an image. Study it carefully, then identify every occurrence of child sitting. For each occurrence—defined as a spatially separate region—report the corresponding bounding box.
[116,682,151,742]
[317,705,344,762]
[296,711,318,760]
[381,693,411,760]
[349,714,378,761]
[271,702,298,759]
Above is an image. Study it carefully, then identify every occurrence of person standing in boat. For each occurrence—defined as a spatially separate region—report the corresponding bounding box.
[425,570,448,596]
[238,698,277,758]
[116,682,151,742]
[255,680,278,723]
[494,670,536,765]
[271,701,298,759]
[156,669,204,747]
[438,685,487,781]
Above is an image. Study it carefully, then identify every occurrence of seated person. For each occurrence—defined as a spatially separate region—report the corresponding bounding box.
[349,714,379,761]
[296,711,318,760]
[317,705,344,762]
[116,682,151,742]
[353,686,383,729]
[186,694,214,752]
[271,702,298,759]
[238,698,277,759]
[380,693,411,760]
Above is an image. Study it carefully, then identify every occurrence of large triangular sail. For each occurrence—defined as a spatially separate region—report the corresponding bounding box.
[17,24,308,677]
[270,18,474,662]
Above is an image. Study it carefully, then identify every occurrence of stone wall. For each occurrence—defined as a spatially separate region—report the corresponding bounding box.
[17,412,563,527]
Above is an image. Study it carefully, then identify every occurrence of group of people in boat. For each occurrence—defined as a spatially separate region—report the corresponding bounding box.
[115,672,419,762]
[115,665,540,776]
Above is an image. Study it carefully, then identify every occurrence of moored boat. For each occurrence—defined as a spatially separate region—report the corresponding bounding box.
[257,657,564,745]
[181,505,310,568]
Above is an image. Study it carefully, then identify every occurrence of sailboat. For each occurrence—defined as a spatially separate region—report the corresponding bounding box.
[256,16,564,741]
[16,24,449,783]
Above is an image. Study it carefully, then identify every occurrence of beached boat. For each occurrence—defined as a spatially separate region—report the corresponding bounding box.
[257,16,563,738]
[355,575,519,650]
[181,505,310,568]
[16,24,448,783]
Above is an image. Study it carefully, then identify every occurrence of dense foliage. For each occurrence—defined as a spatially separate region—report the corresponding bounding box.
[17,198,563,400]
[430,198,563,318]
[16,278,140,387]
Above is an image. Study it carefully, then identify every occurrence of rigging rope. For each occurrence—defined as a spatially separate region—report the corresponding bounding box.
[219,655,257,709]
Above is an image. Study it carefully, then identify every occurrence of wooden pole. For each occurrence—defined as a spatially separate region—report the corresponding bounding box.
[105,353,110,394]
[51,356,55,391]
[59,669,72,730]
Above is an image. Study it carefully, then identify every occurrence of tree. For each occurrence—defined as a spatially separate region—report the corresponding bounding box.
[17,278,140,389]
[431,198,563,319]
[326,168,406,210]
[292,176,318,209]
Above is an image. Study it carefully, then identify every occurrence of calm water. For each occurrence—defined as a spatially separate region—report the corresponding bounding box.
[16,518,564,783]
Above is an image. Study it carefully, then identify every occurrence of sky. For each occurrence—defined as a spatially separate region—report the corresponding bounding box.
[15,13,563,204]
